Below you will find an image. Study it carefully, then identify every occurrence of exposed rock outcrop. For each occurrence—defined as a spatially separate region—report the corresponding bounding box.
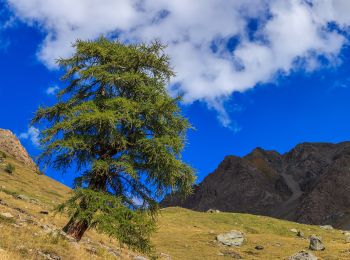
[216,230,245,247]
[161,142,350,228]
[0,129,37,170]
[287,251,317,260]
[309,235,325,251]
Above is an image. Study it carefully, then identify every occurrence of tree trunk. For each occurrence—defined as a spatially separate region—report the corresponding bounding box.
[63,217,89,241]
[62,172,107,241]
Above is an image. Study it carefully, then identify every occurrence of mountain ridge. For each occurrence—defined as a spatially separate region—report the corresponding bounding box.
[161,141,350,229]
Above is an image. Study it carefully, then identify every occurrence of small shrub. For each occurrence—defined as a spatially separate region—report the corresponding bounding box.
[36,170,45,175]
[0,151,6,159]
[0,214,15,224]
[1,188,19,197]
[0,151,6,163]
[5,163,15,174]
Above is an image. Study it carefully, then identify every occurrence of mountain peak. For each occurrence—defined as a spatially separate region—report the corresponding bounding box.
[0,128,37,170]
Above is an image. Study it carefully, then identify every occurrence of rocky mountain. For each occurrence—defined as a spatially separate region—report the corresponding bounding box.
[0,129,37,170]
[161,142,350,228]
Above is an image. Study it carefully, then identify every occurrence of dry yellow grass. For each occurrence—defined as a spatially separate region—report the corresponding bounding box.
[0,152,137,259]
[153,207,350,259]
[0,150,350,259]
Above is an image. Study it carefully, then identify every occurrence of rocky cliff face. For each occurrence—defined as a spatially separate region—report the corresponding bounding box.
[161,142,350,228]
[0,129,37,170]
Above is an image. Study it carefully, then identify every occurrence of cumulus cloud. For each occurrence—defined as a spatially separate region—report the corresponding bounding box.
[19,126,40,147]
[6,0,350,126]
[46,85,59,95]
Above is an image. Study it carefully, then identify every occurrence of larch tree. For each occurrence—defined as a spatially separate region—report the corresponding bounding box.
[32,37,195,254]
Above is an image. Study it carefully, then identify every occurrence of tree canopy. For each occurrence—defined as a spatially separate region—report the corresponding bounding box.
[32,37,195,254]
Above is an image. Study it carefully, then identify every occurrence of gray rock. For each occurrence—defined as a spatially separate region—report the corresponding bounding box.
[219,250,242,259]
[346,236,350,243]
[85,246,97,254]
[344,232,350,243]
[16,194,39,204]
[207,209,220,213]
[309,235,325,251]
[57,230,76,242]
[16,194,30,201]
[1,212,13,218]
[38,251,61,260]
[134,257,148,260]
[216,230,245,246]
[40,224,54,233]
[107,248,120,257]
[297,230,304,237]
[319,225,333,230]
[290,228,298,233]
[160,252,171,259]
[287,250,317,260]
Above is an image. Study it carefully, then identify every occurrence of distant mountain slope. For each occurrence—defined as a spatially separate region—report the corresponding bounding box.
[161,142,350,229]
[0,129,37,170]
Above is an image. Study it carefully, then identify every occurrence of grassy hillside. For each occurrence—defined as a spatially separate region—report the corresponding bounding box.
[0,152,135,259]
[0,151,349,259]
[154,208,350,259]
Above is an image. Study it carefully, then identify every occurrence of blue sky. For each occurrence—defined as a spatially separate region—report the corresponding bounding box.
[2,1,350,187]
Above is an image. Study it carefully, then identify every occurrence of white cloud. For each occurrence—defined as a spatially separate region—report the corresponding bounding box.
[6,0,350,126]
[46,85,59,95]
[19,126,40,147]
